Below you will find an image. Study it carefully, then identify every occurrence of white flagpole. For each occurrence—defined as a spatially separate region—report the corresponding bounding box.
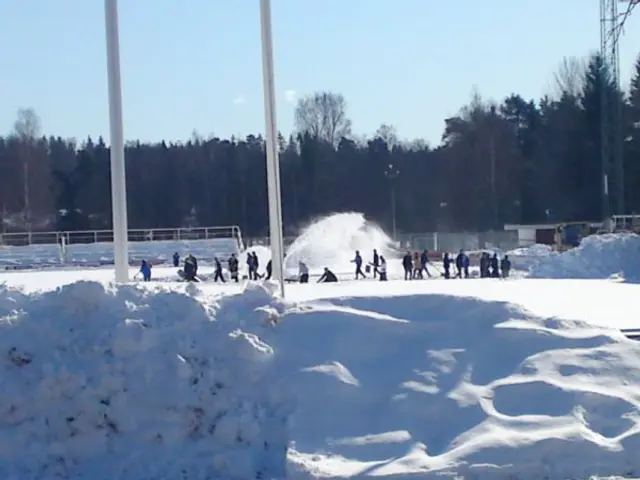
[259,0,286,297]
[104,0,129,283]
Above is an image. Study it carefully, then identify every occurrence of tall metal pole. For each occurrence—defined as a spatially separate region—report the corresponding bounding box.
[385,164,399,240]
[600,0,626,218]
[259,0,285,297]
[490,134,498,228]
[104,0,129,283]
[489,106,498,228]
[390,185,397,240]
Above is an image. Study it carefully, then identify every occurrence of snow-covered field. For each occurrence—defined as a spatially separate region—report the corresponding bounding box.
[1,214,640,479]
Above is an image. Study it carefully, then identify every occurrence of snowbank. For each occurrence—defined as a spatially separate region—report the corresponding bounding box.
[0,281,290,480]
[494,244,554,271]
[262,294,640,479]
[529,233,640,281]
[168,283,640,479]
[3,278,640,479]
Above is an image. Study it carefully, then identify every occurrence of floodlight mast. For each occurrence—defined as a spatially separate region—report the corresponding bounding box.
[599,0,637,223]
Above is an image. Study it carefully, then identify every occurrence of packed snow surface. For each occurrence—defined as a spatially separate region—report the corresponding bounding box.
[529,233,640,282]
[1,271,640,479]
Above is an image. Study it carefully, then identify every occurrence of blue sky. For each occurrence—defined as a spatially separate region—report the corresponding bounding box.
[1,0,640,146]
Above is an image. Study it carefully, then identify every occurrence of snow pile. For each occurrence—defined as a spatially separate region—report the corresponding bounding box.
[0,281,290,480]
[529,233,640,281]
[508,243,554,257]
[227,288,640,479]
[498,244,555,271]
[282,212,396,276]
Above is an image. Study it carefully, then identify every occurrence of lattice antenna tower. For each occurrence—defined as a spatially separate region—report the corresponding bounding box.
[600,0,638,218]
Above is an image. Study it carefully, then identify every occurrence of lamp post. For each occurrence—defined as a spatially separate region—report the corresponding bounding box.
[259,0,285,297]
[384,163,400,240]
[104,0,129,283]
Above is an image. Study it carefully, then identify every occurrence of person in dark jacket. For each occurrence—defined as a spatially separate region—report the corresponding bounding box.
[500,255,511,278]
[252,252,260,279]
[246,252,256,280]
[479,253,488,278]
[372,249,380,278]
[265,259,272,280]
[172,252,180,268]
[228,254,239,282]
[455,251,464,279]
[402,252,413,280]
[352,250,366,279]
[443,253,451,279]
[318,267,338,283]
[183,255,199,282]
[213,257,225,282]
[192,254,198,276]
[490,253,499,278]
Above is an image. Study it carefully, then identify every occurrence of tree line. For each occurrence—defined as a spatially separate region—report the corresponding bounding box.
[1,52,639,238]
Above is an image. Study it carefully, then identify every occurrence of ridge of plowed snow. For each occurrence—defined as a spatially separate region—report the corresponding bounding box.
[529,233,640,281]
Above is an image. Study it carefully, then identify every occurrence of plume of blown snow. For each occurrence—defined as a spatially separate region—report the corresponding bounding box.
[282,212,395,275]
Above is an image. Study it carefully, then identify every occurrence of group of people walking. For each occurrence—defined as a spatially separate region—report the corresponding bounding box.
[401,250,433,280]
[441,250,511,279]
[350,249,389,281]
[135,246,513,284]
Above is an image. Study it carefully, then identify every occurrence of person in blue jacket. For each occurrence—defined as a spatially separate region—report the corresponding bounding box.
[139,260,152,282]
[455,250,469,278]
[172,252,180,267]
[462,251,470,278]
[420,250,432,278]
[351,250,366,279]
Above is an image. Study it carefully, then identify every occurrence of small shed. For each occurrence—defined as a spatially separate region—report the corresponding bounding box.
[503,223,555,246]
[504,221,602,247]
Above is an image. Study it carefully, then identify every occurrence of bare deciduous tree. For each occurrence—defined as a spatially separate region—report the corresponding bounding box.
[375,124,398,150]
[552,56,586,99]
[13,107,41,230]
[294,92,352,147]
[14,107,41,144]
